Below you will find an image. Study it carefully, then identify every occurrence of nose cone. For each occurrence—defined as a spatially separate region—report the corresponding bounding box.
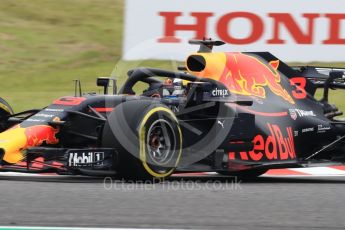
[0,126,27,164]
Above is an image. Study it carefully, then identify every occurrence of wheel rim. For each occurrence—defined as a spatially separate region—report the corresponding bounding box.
[146,119,176,166]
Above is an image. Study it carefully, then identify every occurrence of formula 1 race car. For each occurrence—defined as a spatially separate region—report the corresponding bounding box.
[0,39,345,180]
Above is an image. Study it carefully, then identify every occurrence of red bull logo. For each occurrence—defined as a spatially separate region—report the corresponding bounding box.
[0,125,59,164]
[229,123,296,162]
[24,125,59,147]
[219,53,295,104]
[186,52,295,104]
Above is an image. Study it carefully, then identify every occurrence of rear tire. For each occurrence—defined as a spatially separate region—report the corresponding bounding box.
[102,100,182,181]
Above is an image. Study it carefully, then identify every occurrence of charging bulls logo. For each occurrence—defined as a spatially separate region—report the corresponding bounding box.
[0,125,59,164]
[219,53,295,104]
[24,125,59,147]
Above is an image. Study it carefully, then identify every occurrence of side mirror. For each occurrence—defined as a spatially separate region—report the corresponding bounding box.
[97,77,117,95]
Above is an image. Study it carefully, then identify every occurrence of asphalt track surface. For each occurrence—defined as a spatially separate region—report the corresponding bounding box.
[0,174,345,230]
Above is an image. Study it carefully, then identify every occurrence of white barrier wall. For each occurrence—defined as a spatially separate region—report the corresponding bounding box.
[123,0,345,62]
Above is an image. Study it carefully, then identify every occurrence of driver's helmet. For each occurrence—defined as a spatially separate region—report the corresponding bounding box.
[162,78,185,97]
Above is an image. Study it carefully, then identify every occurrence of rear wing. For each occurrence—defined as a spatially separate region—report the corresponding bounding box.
[293,66,345,119]
[293,66,345,89]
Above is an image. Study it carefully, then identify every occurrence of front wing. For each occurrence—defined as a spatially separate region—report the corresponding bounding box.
[0,147,118,176]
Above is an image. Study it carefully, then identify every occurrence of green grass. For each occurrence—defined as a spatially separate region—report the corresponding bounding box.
[0,0,344,114]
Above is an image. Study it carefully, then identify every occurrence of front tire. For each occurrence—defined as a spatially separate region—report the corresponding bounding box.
[102,100,182,180]
[0,97,13,132]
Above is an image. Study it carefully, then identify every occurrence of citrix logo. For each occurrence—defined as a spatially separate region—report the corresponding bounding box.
[212,88,229,97]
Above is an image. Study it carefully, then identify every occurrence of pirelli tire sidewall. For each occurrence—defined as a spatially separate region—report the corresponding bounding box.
[0,97,13,132]
[0,97,13,114]
[102,100,182,180]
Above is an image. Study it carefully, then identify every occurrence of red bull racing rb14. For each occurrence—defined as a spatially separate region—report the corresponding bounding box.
[0,39,345,180]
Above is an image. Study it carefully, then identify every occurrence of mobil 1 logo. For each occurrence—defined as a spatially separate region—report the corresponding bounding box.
[68,150,105,167]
